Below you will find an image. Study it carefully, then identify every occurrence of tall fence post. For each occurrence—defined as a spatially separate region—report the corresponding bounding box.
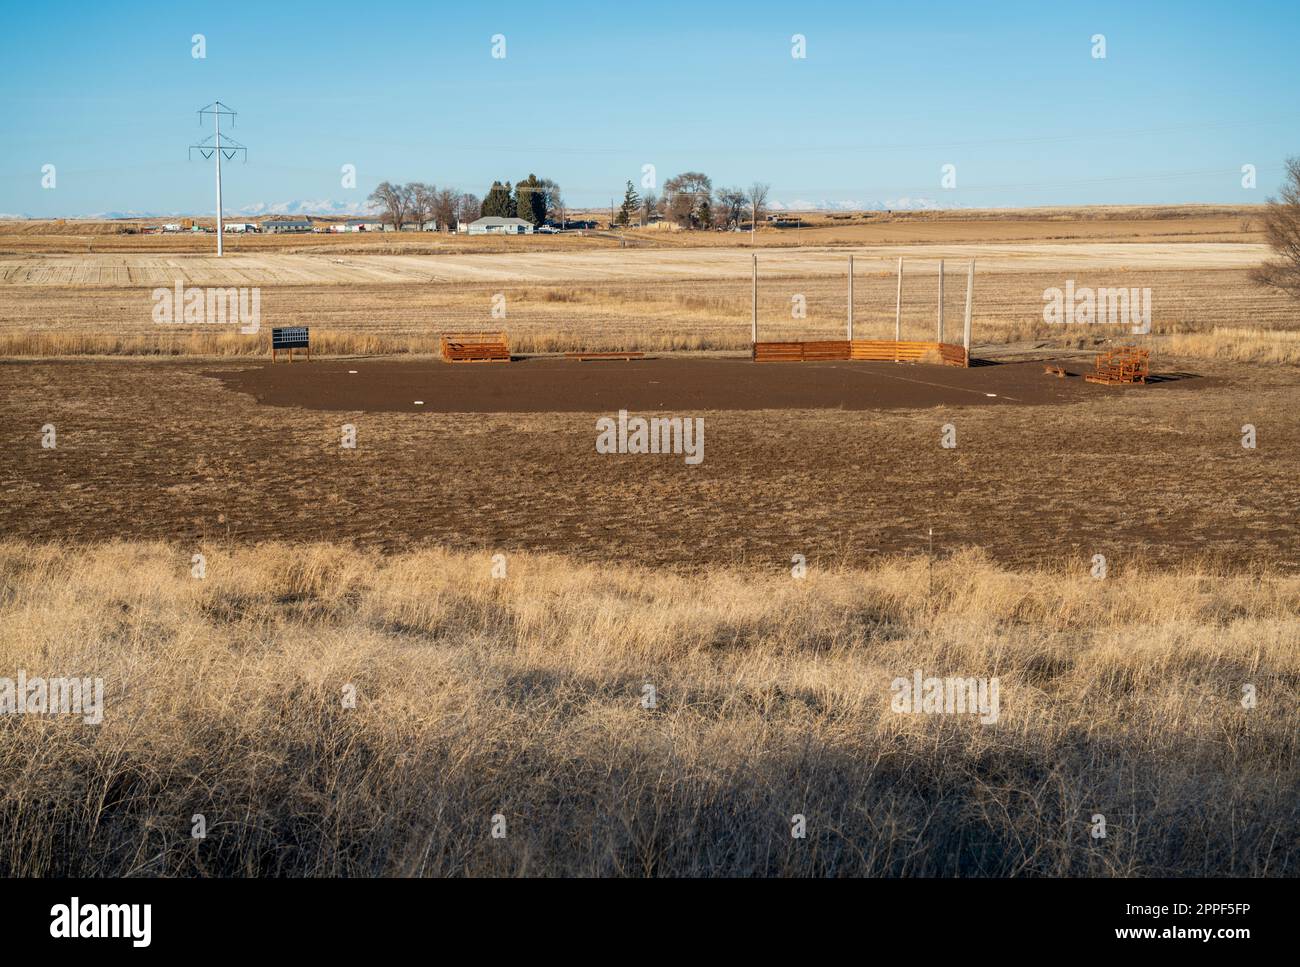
[751,253,758,353]
[895,256,903,361]
[963,258,974,365]
[937,259,945,343]
[847,254,854,341]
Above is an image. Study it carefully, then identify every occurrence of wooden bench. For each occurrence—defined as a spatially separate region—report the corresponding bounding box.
[271,326,310,363]
[1084,347,1149,385]
[564,351,646,361]
[440,331,510,363]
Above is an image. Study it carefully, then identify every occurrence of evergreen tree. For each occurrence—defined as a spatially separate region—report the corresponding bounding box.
[481,181,512,218]
[515,173,548,227]
[617,180,640,227]
[696,197,713,230]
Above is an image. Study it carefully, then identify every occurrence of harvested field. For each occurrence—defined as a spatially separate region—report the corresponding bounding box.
[0,242,1273,287]
[1,244,1296,363]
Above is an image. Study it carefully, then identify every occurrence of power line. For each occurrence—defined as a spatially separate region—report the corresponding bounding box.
[189,102,246,256]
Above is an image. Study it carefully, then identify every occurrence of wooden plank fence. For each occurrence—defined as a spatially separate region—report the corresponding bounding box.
[754,339,968,367]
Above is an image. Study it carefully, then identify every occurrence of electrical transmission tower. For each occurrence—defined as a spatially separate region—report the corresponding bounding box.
[188,102,246,256]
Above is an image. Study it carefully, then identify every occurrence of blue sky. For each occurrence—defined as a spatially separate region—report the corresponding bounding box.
[1,0,1297,215]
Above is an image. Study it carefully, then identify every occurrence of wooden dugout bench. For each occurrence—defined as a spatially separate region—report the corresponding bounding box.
[440,331,511,363]
[1084,347,1149,385]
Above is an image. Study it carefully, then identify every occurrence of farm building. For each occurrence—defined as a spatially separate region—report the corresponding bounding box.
[223,222,257,233]
[343,218,386,232]
[262,218,314,234]
[463,216,534,235]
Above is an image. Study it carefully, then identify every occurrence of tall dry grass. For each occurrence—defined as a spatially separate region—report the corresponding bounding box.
[0,541,1295,877]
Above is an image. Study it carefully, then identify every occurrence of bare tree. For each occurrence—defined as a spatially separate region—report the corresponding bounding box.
[663,172,713,228]
[367,181,409,231]
[641,190,658,225]
[456,192,481,227]
[408,182,438,230]
[539,178,564,225]
[717,187,746,229]
[433,188,458,233]
[1252,157,1300,300]
[746,182,771,232]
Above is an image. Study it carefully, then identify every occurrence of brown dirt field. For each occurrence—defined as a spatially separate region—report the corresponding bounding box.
[212,356,1213,413]
[4,354,1296,571]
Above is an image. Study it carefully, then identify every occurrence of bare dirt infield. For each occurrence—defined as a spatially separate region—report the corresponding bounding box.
[213,356,1214,413]
[4,355,1295,571]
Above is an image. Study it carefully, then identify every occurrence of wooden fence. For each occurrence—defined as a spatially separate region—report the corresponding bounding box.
[754,339,968,367]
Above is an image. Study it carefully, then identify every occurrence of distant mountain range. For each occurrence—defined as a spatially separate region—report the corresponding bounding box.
[3,196,954,220]
[0,200,380,220]
[769,197,954,212]
[234,199,378,217]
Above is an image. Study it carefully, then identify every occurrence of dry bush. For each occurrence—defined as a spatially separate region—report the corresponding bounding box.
[0,541,1295,877]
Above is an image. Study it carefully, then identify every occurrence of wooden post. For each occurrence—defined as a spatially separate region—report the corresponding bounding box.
[895,256,903,361]
[937,259,945,343]
[751,253,758,352]
[847,254,854,341]
[963,258,974,365]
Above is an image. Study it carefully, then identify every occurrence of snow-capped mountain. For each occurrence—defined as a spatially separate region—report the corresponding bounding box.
[769,197,955,212]
[236,199,378,217]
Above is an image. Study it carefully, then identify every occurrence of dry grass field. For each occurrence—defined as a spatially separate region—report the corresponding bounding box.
[2,208,1297,878]
[1,542,1295,877]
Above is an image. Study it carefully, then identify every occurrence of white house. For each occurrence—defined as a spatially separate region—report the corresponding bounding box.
[262,218,313,234]
[223,222,256,233]
[464,216,534,235]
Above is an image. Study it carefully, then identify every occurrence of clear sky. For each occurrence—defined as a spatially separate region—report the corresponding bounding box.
[2,0,1297,215]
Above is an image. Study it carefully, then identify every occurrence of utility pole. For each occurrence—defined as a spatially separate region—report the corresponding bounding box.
[189,102,246,257]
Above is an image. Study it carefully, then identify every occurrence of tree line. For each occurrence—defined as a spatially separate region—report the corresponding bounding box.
[616,174,770,230]
[366,171,772,231]
[367,176,563,231]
